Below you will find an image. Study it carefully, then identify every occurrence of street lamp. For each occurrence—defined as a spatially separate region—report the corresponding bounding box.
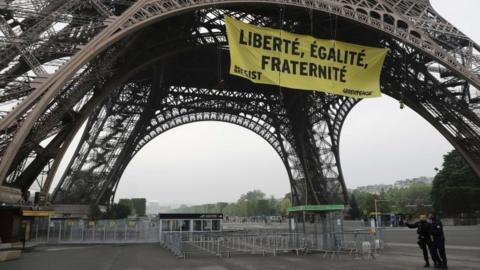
[374,199,390,228]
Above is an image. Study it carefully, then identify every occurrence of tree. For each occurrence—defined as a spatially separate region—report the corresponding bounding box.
[280,197,291,215]
[223,203,240,216]
[351,191,377,217]
[88,203,102,220]
[238,190,266,216]
[386,183,432,216]
[431,150,480,215]
[216,202,229,212]
[167,189,285,216]
[131,198,146,216]
[257,199,270,215]
[348,194,361,219]
[363,193,377,214]
[104,203,131,219]
[268,196,281,215]
[119,199,134,213]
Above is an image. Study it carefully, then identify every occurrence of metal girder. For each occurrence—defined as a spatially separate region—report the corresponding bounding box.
[0,0,478,136]
[0,0,84,69]
[52,79,351,206]
[0,2,480,207]
[0,0,125,105]
[52,81,287,204]
[0,15,46,75]
[90,0,114,18]
[380,38,480,168]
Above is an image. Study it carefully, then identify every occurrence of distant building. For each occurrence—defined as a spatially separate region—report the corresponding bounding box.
[393,176,433,188]
[355,184,391,195]
[354,176,433,194]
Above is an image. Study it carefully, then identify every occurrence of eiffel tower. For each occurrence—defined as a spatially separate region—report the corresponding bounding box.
[0,0,479,207]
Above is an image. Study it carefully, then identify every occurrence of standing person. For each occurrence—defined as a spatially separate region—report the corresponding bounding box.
[20,222,26,250]
[429,213,448,269]
[406,214,440,268]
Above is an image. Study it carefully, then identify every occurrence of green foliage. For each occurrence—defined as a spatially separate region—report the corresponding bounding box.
[104,203,131,219]
[216,202,229,212]
[131,198,146,216]
[431,150,480,215]
[348,194,361,219]
[117,198,146,216]
[256,199,270,216]
[174,203,225,213]
[171,190,290,216]
[351,191,381,216]
[88,203,102,220]
[280,197,291,215]
[238,190,266,216]
[386,183,432,215]
[352,183,432,218]
[118,198,133,213]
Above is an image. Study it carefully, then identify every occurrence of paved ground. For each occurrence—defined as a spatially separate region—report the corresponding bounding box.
[1,241,479,270]
[382,226,480,247]
[1,225,479,270]
[226,222,480,248]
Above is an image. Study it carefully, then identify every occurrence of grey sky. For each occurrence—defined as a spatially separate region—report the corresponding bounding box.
[52,0,479,206]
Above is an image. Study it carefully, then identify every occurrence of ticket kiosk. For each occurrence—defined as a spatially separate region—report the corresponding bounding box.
[158,213,223,233]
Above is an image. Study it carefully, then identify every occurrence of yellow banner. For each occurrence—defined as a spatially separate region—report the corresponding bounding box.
[22,210,54,217]
[225,16,388,98]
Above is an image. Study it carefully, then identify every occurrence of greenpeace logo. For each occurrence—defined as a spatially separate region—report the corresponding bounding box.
[342,88,373,97]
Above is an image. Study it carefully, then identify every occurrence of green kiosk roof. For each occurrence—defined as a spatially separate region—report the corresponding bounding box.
[287,204,345,213]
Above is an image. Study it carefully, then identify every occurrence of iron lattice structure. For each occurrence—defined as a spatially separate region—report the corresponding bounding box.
[0,0,479,206]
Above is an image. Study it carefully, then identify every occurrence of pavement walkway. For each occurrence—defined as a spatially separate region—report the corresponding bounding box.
[1,243,479,270]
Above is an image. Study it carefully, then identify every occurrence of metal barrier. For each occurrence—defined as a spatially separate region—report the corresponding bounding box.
[29,219,160,244]
[27,218,384,260]
[159,230,384,259]
[332,229,384,259]
[160,231,184,256]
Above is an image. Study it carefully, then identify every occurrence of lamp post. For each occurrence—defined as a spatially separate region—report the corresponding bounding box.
[374,199,390,228]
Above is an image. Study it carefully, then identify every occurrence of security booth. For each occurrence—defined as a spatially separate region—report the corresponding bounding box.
[0,205,22,243]
[21,209,54,241]
[288,204,345,251]
[0,205,53,243]
[158,213,223,233]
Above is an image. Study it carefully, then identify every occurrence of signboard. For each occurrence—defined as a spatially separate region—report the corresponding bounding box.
[225,16,388,98]
[22,210,53,217]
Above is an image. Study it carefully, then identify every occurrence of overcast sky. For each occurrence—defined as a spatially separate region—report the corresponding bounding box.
[52,0,479,206]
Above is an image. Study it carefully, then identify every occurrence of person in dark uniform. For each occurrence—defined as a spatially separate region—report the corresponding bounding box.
[20,223,26,250]
[406,214,440,268]
[429,213,448,269]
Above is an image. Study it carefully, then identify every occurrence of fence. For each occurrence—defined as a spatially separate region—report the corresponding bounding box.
[160,229,384,259]
[334,229,384,257]
[29,219,160,243]
[27,218,384,259]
